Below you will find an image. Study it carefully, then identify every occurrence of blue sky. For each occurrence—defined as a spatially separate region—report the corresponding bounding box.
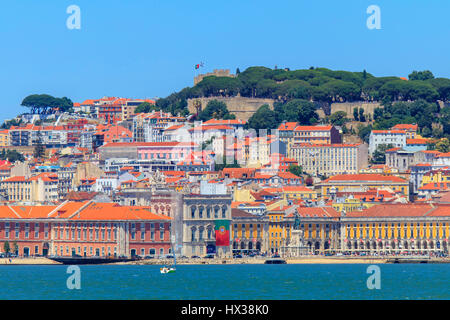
[0,0,449,122]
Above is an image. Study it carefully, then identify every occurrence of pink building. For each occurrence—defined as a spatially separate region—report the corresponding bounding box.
[137,142,197,162]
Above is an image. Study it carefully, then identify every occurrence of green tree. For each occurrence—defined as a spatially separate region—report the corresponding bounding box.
[0,118,22,129]
[198,100,234,121]
[421,126,432,137]
[435,138,450,153]
[196,76,242,97]
[288,164,303,176]
[3,241,10,254]
[358,108,366,122]
[12,241,18,255]
[428,78,450,102]
[135,102,158,113]
[409,70,434,81]
[276,99,318,125]
[440,105,450,137]
[357,124,372,143]
[329,111,348,126]
[247,104,278,131]
[0,150,25,162]
[371,144,394,164]
[353,107,359,121]
[322,79,361,102]
[21,94,73,113]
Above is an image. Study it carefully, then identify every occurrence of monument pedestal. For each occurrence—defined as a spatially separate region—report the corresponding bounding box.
[281,229,308,257]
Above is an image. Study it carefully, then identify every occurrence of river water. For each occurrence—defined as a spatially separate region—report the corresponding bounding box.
[0,264,448,299]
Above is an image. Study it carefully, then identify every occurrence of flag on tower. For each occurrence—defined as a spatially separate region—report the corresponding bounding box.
[195,62,205,70]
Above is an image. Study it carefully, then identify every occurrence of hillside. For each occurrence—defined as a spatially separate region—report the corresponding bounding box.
[155,66,450,138]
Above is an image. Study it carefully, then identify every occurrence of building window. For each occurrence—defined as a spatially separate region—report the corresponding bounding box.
[141,225,145,240]
[151,224,155,240]
[160,223,164,240]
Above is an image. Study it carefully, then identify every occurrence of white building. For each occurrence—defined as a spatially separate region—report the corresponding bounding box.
[291,143,368,176]
[369,130,407,155]
[200,180,227,195]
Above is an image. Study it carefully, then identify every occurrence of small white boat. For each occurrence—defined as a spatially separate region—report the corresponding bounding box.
[160,231,177,274]
[160,266,176,274]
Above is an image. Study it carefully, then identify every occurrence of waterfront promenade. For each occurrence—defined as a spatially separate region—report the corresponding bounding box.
[3,256,450,265]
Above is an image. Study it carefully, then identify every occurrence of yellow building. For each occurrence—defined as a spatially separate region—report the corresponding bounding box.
[0,130,9,147]
[319,174,410,197]
[421,169,450,187]
[267,205,299,254]
[0,173,59,203]
[264,186,318,201]
[342,204,450,254]
[278,203,450,255]
[331,197,365,213]
[231,208,269,254]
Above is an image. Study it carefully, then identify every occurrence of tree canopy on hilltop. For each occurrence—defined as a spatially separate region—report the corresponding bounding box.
[154,67,450,121]
[21,94,73,113]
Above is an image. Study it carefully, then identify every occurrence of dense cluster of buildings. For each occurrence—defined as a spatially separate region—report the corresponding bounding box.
[0,96,449,258]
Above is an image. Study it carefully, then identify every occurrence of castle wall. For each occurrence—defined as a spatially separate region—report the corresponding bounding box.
[187,96,275,121]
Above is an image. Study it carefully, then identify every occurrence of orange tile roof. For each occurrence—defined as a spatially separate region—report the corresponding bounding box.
[294,125,333,131]
[101,142,197,148]
[68,202,171,221]
[406,138,429,145]
[427,205,450,216]
[371,130,406,134]
[437,152,450,158]
[419,182,450,191]
[391,124,418,130]
[347,203,437,217]
[323,174,407,183]
[2,176,27,182]
[277,122,299,131]
[414,163,432,167]
[385,147,401,152]
[286,206,339,218]
[203,119,246,125]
